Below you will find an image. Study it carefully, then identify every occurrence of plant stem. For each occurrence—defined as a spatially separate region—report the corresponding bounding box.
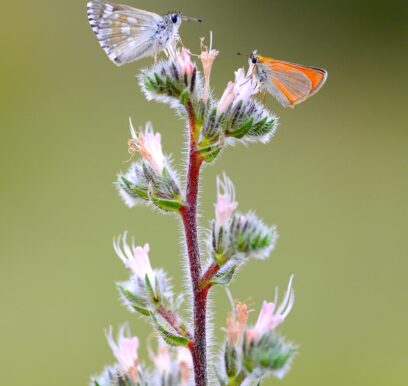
[180,101,207,386]
[200,262,220,290]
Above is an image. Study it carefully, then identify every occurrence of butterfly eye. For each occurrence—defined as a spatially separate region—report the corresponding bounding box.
[171,13,178,23]
[251,55,258,64]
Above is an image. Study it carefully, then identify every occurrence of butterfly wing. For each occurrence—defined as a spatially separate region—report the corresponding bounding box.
[258,57,327,107]
[87,0,163,65]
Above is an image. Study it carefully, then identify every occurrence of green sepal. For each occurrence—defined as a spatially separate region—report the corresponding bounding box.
[250,116,276,137]
[227,118,254,139]
[119,176,149,200]
[198,142,222,163]
[150,195,183,212]
[180,89,191,106]
[117,285,150,316]
[145,274,160,306]
[243,332,297,374]
[211,265,236,286]
[225,342,239,378]
[150,313,190,347]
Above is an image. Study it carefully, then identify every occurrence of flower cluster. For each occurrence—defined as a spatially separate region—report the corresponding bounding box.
[197,67,278,162]
[114,231,163,313]
[217,277,296,384]
[139,48,201,110]
[139,47,277,163]
[150,342,193,386]
[117,121,182,212]
[204,174,278,286]
[90,326,193,386]
[91,325,143,386]
[114,231,191,349]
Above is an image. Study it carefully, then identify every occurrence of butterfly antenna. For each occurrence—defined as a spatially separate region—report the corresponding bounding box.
[182,15,203,23]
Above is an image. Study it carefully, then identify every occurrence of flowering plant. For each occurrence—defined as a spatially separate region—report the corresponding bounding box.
[90,34,297,386]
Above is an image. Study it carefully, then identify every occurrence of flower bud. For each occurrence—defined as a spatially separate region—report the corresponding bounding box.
[176,48,195,78]
[215,174,238,232]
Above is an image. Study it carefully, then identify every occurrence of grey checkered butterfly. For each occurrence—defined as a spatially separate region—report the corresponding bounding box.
[87,0,201,66]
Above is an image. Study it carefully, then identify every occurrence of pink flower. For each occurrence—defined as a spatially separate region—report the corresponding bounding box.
[226,302,249,346]
[215,174,238,230]
[113,231,156,286]
[149,344,192,385]
[151,343,172,375]
[176,48,195,77]
[128,120,165,174]
[106,325,139,380]
[247,275,295,341]
[198,32,219,101]
[177,347,193,385]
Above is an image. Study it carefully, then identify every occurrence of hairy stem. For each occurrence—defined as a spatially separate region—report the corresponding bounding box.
[180,100,207,386]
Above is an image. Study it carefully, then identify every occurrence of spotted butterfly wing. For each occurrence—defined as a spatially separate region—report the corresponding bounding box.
[258,57,327,107]
[87,0,163,65]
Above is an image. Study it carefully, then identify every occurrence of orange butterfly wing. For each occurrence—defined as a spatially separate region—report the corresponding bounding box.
[258,56,327,107]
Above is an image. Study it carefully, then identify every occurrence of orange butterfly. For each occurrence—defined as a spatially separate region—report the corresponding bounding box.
[249,50,327,108]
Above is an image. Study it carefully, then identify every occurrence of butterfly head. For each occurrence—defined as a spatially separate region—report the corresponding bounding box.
[249,50,260,65]
[165,11,183,27]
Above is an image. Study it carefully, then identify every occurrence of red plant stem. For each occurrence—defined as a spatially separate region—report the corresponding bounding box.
[157,305,192,339]
[180,100,207,386]
[200,262,220,290]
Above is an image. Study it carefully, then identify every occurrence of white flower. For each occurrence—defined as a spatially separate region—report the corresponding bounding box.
[113,231,156,285]
[247,275,294,340]
[233,67,258,105]
[217,81,235,115]
[215,173,238,230]
[105,325,139,380]
[176,48,195,77]
[128,120,165,174]
[198,31,219,100]
[217,67,258,115]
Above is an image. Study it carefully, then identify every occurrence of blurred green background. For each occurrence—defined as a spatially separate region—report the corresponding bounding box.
[1,0,407,385]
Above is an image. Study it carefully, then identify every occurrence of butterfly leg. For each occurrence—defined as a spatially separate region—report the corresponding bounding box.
[263,91,268,104]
